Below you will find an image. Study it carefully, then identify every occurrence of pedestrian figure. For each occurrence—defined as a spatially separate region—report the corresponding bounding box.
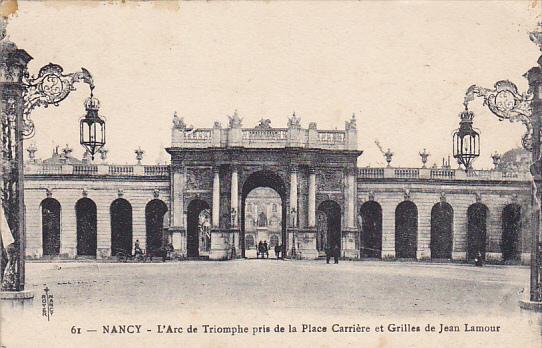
[325,244,332,264]
[274,244,281,259]
[257,241,263,259]
[134,239,143,257]
[333,244,340,264]
[263,240,269,258]
[474,251,483,267]
[167,242,174,259]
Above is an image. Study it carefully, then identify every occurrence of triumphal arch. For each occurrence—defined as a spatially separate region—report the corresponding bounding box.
[166,112,360,260]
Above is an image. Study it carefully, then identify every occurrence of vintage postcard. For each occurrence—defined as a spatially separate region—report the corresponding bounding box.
[1,1,541,347]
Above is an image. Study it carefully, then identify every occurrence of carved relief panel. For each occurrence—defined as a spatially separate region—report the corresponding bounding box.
[185,167,213,191]
[317,169,343,192]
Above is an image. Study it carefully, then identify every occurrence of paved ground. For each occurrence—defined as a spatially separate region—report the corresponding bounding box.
[1,260,541,347]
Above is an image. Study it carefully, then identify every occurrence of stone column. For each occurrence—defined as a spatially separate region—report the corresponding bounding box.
[212,166,220,228]
[210,165,229,260]
[289,166,298,227]
[308,168,316,227]
[231,165,239,227]
[168,166,185,255]
[60,196,77,258]
[171,167,184,227]
[485,201,503,262]
[452,200,468,261]
[342,168,358,258]
[96,200,111,259]
[416,202,431,260]
[345,169,356,229]
[381,199,396,259]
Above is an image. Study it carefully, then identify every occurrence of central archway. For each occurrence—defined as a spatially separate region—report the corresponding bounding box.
[241,170,287,258]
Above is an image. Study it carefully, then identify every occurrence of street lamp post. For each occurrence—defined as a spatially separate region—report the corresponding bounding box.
[1,37,105,294]
[230,207,237,259]
[457,23,542,307]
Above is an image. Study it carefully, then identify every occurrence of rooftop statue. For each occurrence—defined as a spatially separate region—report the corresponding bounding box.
[345,113,357,130]
[228,110,243,128]
[255,118,272,129]
[172,111,192,131]
[287,112,301,129]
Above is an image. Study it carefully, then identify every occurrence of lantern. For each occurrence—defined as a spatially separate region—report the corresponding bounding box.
[80,93,105,159]
[453,108,480,170]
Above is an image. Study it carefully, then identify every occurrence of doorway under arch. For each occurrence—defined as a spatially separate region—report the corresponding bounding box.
[145,199,168,257]
[110,198,133,256]
[316,210,328,253]
[359,201,382,258]
[430,202,454,259]
[502,203,521,262]
[395,201,418,259]
[41,198,61,256]
[467,203,488,260]
[241,170,287,258]
[317,200,342,251]
[76,198,97,257]
[186,199,211,258]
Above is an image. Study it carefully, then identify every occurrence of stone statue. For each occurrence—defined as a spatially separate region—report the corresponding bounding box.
[345,113,357,130]
[287,112,301,129]
[61,144,73,158]
[172,111,192,131]
[135,147,144,165]
[257,211,268,227]
[256,118,272,129]
[228,110,243,128]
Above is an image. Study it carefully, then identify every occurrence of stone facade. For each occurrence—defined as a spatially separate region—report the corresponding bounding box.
[22,115,533,264]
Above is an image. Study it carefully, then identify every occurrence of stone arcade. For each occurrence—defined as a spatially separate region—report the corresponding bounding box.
[23,112,532,263]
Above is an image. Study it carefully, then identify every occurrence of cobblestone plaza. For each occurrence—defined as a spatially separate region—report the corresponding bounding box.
[1,260,540,347]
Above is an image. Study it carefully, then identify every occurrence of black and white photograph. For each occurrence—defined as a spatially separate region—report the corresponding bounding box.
[1,1,541,347]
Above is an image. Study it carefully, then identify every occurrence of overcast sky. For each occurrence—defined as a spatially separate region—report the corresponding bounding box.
[7,1,541,168]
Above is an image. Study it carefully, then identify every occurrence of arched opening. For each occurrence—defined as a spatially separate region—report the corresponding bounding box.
[467,203,488,261]
[502,203,521,262]
[316,210,327,253]
[243,187,283,258]
[395,201,418,259]
[186,199,211,258]
[145,199,168,257]
[241,170,287,259]
[317,200,342,252]
[359,201,382,258]
[110,198,133,256]
[430,202,453,259]
[76,198,97,257]
[41,198,61,256]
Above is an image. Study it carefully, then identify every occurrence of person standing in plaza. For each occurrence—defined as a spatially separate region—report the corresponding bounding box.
[333,244,340,264]
[325,244,331,264]
[263,240,269,258]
